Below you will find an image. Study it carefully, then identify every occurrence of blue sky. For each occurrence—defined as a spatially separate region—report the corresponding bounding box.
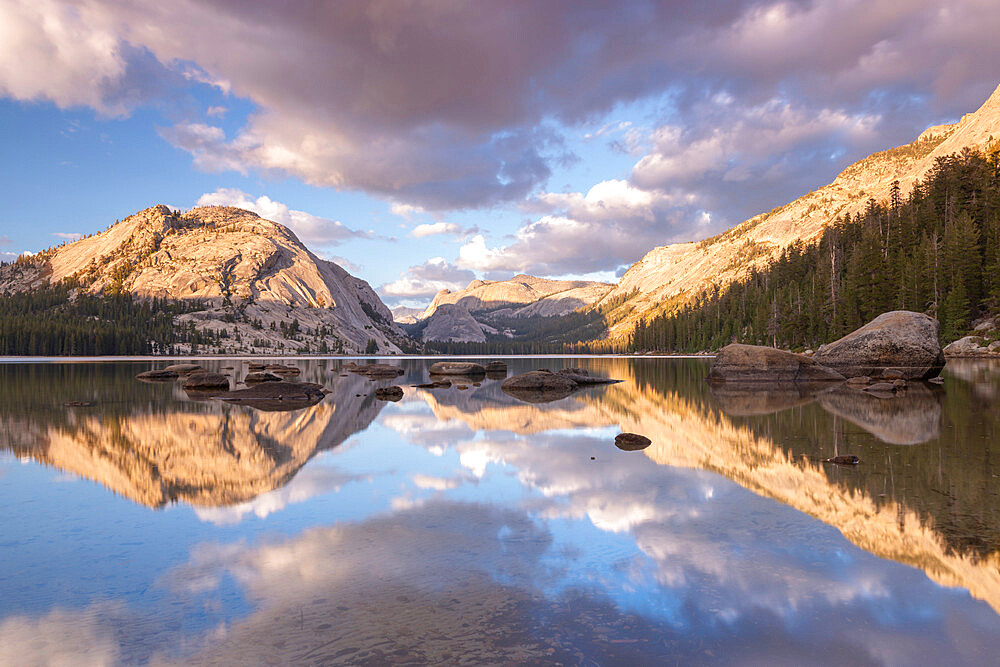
[1,1,998,307]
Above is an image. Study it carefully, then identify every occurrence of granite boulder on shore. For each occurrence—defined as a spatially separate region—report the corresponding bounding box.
[812,311,945,380]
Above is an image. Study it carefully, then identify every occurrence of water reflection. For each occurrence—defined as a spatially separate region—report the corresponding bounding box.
[0,362,384,508]
[2,357,1000,663]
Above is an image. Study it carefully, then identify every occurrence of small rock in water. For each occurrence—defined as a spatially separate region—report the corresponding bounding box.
[928,376,945,385]
[374,386,404,401]
[826,455,860,465]
[63,401,94,407]
[846,376,871,385]
[615,433,652,451]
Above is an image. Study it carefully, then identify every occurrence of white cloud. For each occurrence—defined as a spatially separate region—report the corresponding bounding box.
[195,188,371,247]
[205,105,227,118]
[52,232,83,240]
[380,257,475,300]
[390,203,424,220]
[411,222,462,238]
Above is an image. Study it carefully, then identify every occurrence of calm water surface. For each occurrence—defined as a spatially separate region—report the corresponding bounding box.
[2,357,1000,665]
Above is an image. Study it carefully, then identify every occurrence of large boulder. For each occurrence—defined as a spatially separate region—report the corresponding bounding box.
[812,311,945,380]
[182,372,230,390]
[943,336,986,357]
[706,344,845,383]
[500,368,621,403]
[428,361,486,376]
[500,369,580,403]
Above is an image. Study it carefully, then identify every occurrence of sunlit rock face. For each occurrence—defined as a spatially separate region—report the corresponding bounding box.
[600,84,1000,337]
[2,371,383,508]
[0,205,405,353]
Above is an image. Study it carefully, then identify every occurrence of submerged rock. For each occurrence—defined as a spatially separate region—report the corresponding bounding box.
[183,372,230,390]
[428,361,486,376]
[374,386,404,401]
[615,433,652,451]
[706,344,845,383]
[136,369,179,380]
[214,381,327,411]
[555,368,621,385]
[245,371,283,384]
[348,363,404,378]
[826,455,860,465]
[813,311,945,379]
[484,361,508,373]
[164,363,204,374]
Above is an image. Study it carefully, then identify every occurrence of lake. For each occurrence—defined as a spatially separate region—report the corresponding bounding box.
[2,356,1000,665]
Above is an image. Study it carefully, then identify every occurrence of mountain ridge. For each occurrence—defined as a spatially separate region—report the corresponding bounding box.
[599,83,1000,338]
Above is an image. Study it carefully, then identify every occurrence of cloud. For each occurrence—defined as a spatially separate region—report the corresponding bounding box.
[52,232,83,240]
[380,257,475,300]
[390,203,423,220]
[195,188,372,248]
[0,236,12,247]
[411,222,465,238]
[5,0,1000,216]
[205,105,227,118]
[457,180,692,276]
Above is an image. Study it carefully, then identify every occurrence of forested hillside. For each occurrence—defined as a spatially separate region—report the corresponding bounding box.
[0,282,205,355]
[631,148,1000,353]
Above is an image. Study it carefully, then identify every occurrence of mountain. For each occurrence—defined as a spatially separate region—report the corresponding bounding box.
[599,83,1000,338]
[423,275,614,319]
[0,205,407,354]
[418,303,493,343]
[391,305,425,324]
[412,274,614,342]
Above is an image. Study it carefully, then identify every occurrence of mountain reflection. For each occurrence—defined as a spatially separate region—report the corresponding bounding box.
[0,362,383,508]
[402,357,1000,614]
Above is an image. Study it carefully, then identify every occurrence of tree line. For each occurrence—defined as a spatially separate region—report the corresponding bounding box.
[0,284,203,355]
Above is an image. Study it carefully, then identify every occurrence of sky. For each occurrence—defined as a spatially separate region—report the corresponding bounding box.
[1,0,999,309]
